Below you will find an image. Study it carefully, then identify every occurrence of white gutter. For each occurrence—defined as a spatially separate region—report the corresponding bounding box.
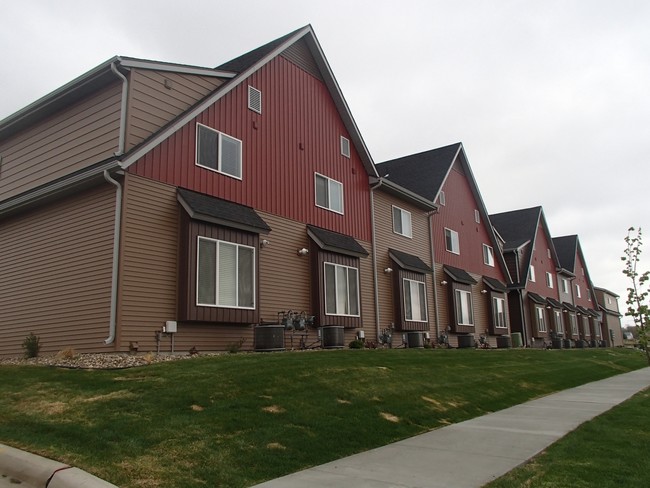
[103,170,123,345]
[369,179,383,342]
[110,61,128,156]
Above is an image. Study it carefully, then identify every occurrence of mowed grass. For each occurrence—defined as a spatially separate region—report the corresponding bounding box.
[0,348,645,487]
[486,387,650,488]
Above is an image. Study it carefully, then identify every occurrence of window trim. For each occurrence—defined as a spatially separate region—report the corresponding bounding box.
[529,265,536,283]
[482,244,495,267]
[196,236,256,310]
[340,136,350,158]
[196,123,243,180]
[403,278,428,322]
[392,206,413,238]
[474,209,480,224]
[561,278,569,294]
[546,271,554,289]
[445,228,460,255]
[555,310,564,334]
[492,296,507,329]
[247,85,262,114]
[314,172,344,215]
[576,284,582,298]
[570,314,578,335]
[536,306,547,332]
[324,262,360,317]
[455,289,474,326]
[439,190,446,206]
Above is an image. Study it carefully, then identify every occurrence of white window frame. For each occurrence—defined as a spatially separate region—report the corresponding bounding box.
[439,190,446,206]
[555,310,564,334]
[455,289,474,326]
[561,278,569,294]
[529,265,536,283]
[536,306,547,332]
[314,173,344,214]
[392,206,412,238]
[324,262,360,317]
[340,136,350,158]
[445,228,460,255]
[607,297,612,305]
[403,278,428,322]
[570,314,578,335]
[474,209,480,224]
[482,244,495,267]
[196,123,243,180]
[576,284,581,298]
[196,236,256,309]
[547,248,551,259]
[493,296,507,329]
[248,85,262,114]
[546,272,554,289]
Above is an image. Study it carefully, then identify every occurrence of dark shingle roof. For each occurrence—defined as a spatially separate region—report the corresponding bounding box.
[527,292,547,305]
[546,297,563,309]
[177,188,271,234]
[553,235,578,272]
[563,302,579,312]
[375,143,462,201]
[489,207,541,249]
[388,249,432,273]
[483,277,507,292]
[216,27,305,73]
[576,305,591,315]
[443,265,477,285]
[307,225,369,258]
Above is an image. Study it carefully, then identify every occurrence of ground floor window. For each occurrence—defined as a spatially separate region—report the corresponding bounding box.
[569,314,578,335]
[403,279,427,322]
[492,296,507,328]
[455,289,474,325]
[324,262,360,316]
[536,306,547,332]
[554,310,564,334]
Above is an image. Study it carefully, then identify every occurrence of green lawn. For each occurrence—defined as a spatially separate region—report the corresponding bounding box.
[0,348,645,487]
[486,388,650,488]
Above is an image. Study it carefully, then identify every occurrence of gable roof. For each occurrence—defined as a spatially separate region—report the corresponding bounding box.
[552,235,578,272]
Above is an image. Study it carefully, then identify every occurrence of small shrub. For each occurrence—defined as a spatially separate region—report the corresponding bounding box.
[227,338,246,354]
[143,351,156,364]
[55,347,77,360]
[22,333,41,358]
[349,339,364,349]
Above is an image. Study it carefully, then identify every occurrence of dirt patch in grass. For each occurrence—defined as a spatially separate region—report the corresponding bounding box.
[191,404,204,411]
[337,398,351,404]
[380,412,400,423]
[267,442,286,450]
[263,405,286,414]
[82,390,135,403]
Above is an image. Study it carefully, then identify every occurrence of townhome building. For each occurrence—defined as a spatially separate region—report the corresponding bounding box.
[593,287,624,347]
[0,26,381,356]
[553,235,603,347]
[490,207,570,348]
[377,143,512,348]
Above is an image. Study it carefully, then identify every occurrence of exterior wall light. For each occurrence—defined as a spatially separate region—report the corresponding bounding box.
[260,239,270,248]
[384,267,393,274]
[480,289,488,294]
[440,280,448,285]
[297,248,309,256]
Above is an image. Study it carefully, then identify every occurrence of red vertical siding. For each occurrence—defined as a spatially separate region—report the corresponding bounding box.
[432,163,506,282]
[527,222,560,299]
[573,252,593,309]
[128,55,371,242]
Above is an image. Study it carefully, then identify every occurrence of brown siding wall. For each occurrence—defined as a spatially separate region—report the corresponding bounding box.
[0,83,122,201]
[126,69,224,150]
[0,184,116,357]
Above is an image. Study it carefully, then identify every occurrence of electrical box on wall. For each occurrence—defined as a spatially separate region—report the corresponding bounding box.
[165,321,177,333]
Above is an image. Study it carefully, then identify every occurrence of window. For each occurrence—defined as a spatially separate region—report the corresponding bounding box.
[248,86,262,113]
[561,278,569,294]
[403,279,427,322]
[587,290,591,301]
[529,265,536,282]
[340,136,350,158]
[547,248,551,259]
[555,310,564,334]
[197,237,255,309]
[474,209,480,224]
[493,297,507,328]
[576,284,581,298]
[315,173,344,214]
[607,297,612,305]
[569,314,578,335]
[392,206,412,238]
[546,272,554,288]
[439,190,446,206]
[455,289,474,325]
[483,244,495,267]
[324,263,360,316]
[196,124,242,179]
[445,228,460,254]
[536,307,547,332]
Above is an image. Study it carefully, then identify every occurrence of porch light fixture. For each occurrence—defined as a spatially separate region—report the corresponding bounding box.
[260,239,270,248]
[480,289,488,294]
[384,267,393,274]
[440,280,448,285]
[297,248,309,256]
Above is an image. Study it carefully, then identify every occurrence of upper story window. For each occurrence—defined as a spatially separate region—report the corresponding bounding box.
[445,228,460,254]
[455,289,474,325]
[474,209,480,224]
[607,297,612,305]
[587,290,591,301]
[483,244,495,267]
[529,265,536,283]
[340,136,350,158]
[196,123,242,179]
[403,279,427,322]
[248,86,262,113]
[392,206,412,238]
[576,284,582,298]
[324,262,360,317]
[315,173,344,214]
[546,272,554,288]
[561,278,569,294]
[547,248,551,259]
[197,237,255,309]
[439,190,446,206]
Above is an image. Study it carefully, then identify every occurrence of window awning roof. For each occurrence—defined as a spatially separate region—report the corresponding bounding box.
[443,265,477,285]
[563,302,579,313]
[577,305,591,316]
[527,292,547,305]
[483,276,507,292]
[177,188,271,234]
[388,249,432,273]
[546,297,563,309]
[307,225,369,258]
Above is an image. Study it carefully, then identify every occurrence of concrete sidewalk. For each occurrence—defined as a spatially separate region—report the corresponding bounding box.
[252,367,650,488]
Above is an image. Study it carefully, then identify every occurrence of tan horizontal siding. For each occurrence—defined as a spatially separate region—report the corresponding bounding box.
[0,83,122,201]
[0,184,116,357]
[126,69,223,150]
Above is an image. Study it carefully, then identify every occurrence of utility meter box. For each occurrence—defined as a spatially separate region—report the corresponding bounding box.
[165,321,178,333]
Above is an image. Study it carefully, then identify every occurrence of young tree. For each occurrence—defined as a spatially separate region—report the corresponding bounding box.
[622,227,650,365]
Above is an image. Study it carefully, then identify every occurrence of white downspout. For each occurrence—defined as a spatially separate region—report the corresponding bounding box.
[429,212,440,339]
[103,170,123,345]
[369,179,383,342]
[110,61,128,156]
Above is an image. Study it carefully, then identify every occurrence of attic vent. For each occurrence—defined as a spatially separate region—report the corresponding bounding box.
[340,136,350,158]
[248,86,262,114]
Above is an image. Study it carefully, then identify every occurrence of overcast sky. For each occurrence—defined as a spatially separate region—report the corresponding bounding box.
[2,0,649,325]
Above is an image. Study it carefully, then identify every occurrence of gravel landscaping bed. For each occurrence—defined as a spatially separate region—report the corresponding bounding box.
[0,352,208,369]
